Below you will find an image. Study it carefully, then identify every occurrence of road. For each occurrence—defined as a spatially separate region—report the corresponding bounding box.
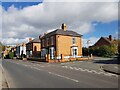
[2,59,118,88]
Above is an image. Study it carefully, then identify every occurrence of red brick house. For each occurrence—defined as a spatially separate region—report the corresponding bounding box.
[93,35,113,47]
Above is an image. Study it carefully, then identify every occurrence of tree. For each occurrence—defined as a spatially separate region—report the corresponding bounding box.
[9,52,14,59]
[82,47,88,56]
[118,40,120,55]
[83,45,116,57]
[2,45,6,51]
[98,45,113,57]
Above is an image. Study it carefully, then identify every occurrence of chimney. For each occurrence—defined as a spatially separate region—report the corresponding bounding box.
[109,35,112,41]
[61,23,67,31]
[29,38,32,42]
[44,32,47,35]
[39,35,42,40]
[22,43,26,46]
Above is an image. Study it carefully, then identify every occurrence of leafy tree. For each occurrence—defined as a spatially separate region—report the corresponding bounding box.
[118,40,120,56]
[98,45,112,57]
[83,45,116,57]
[2,45,6,51]
[82,47,88,56]
[9,52,14,59]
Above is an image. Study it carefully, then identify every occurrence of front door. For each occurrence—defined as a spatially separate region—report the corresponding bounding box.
[49,47,54,59]
[71,47,78,57]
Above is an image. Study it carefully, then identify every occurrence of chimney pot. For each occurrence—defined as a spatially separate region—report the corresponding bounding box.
[109,35,112,41]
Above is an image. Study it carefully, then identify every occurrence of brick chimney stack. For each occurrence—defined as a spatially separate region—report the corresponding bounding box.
[109,35,112,41]
[61,23,67,31]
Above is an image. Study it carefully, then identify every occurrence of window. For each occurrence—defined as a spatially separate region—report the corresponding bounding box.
[51,36,54,45]
[42,39,45,47]
[72,37,76,44]
[46,38,49,46]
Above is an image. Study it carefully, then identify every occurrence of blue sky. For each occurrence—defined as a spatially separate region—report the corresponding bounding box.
[85,21,118,38]
[1,2,118,46]
[2,2,42,10]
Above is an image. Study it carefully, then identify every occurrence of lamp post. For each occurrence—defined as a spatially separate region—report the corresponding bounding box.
[87,40,90,60]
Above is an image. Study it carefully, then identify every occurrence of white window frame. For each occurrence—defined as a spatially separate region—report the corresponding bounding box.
[72,37,76,45]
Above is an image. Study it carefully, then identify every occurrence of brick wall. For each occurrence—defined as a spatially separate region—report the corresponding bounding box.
[94,38,111,47]
[56,35,82,57]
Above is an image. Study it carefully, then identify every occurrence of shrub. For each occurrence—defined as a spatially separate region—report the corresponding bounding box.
[83,45,116,57]
[9,52,14,59]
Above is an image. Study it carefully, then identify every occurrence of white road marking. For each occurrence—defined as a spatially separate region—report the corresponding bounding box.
[97,72,104,74]
[86,70,92,73]
[78,68,82,71]
[48,72,79,83]
[73,67,79,70]
[33,67,41,71]
[91,70,97,74]
[69,67,74,69]
[80,68,85,71]
[103,73,111,76]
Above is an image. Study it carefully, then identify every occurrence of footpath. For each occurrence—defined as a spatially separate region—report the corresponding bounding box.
[93,56,120,75]
[0,59,9,89]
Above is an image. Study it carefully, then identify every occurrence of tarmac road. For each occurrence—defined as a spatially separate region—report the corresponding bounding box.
[2,59,119,88]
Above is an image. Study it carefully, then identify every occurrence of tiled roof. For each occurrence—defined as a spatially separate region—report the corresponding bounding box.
[101,37,112,44]
[26,38,41,44]
[42,29,82,38]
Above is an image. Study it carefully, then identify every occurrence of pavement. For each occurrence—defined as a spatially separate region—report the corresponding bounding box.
[0,59,9,89]
[102,64,119,75]
[92,56,120,75]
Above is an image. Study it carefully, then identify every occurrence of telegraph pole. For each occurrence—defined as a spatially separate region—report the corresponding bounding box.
[87,40,90,60]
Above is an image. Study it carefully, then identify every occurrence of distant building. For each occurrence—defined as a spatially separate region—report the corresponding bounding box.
[26,38,41,58]
[16,43,26,58]
[93,35,113,47]
[40,23,82,60]
[91,35,118,54]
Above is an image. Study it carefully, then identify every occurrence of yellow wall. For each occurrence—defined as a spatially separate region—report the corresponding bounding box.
[33,43,41,51]
[56,35,82,57]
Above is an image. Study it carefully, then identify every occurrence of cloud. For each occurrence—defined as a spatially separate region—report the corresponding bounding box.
[0,5,2,41]
[1,2,118,45]
[44,0,119,2]
[82,37,99,47]
[2,38,29,45]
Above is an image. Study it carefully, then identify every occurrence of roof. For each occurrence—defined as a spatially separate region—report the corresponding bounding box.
[94,37,112,46]
[26,38,41,44]
[42,29,82,38]
[101,37,112,44]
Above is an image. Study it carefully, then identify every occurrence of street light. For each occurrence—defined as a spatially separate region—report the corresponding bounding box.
[87,40,90,60]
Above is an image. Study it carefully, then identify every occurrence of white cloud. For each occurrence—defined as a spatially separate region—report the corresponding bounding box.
[82,37,99,47]
[0,5,2,41]
[1,2,118,45]
[2,37,30,45]
[44,0,119,2]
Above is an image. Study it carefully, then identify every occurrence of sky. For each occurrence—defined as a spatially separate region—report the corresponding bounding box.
[0,0,119,47]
